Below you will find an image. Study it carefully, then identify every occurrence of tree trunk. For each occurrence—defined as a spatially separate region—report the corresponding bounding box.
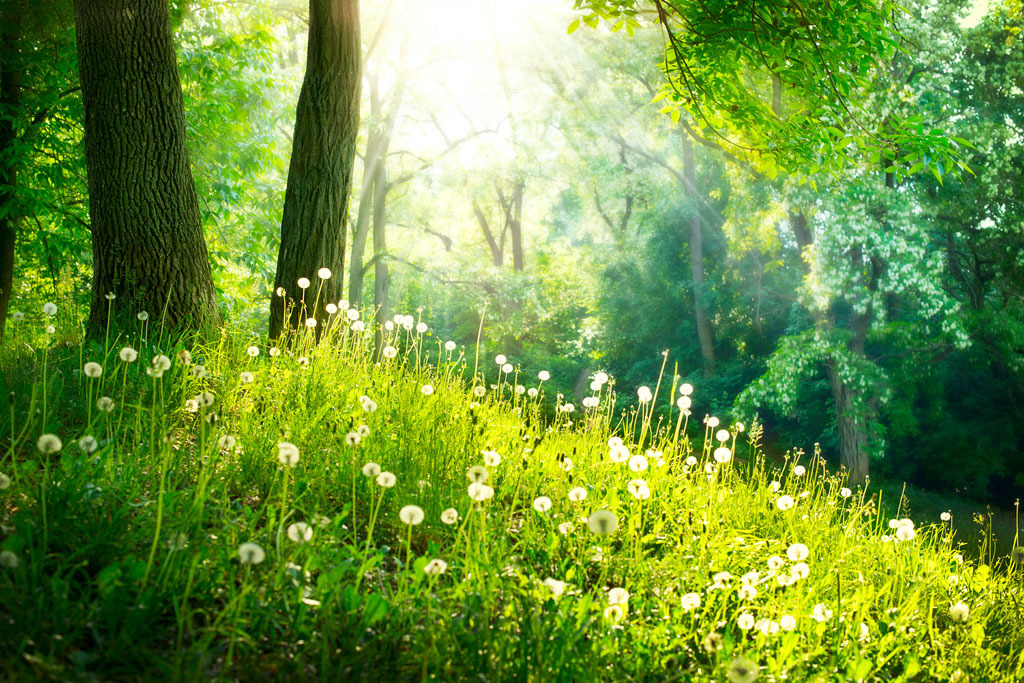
[473,202,503,267]
[681,132,715,375]
[371,161,389,351]
[73,0,220,333]
[507,181,524,271]
[270,0,360,338]
[0,13,21,343]
[826,362,870,485]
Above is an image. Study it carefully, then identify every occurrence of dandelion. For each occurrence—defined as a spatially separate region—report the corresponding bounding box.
[738,584,757,600]
[680,592,701,612]
[949,602,970,623]
[637,386,652,403]
[527,387,538,398]
[501,363,513,374]
[399,505,424,525]
[786,543,810,562]
[78,436,98,453]
[317,267,331,279]
[416,322,428,334]
[840,487,852,498]
[940,511,951,522]
[467,482,494,501]
[737,613,755,630]
[376,471,396,488]
[716,429,730,442]
[776,495,795,511]
[560,458,573,472]
[297,277,310,289]
[604,604,625,622]
[196,391,215,407]
[218,435,236,450]
[495,354,507,365]
[37,434,62,454]
[558,521,573,535]
[97,396,115,412]
[768,481,781,492]
[588,509,618,535]
[238,542,265,565]
[609,444,630,463]
[707,416,720,428]
[269,347,281,357]
[780,615,797,631]
[895,519,916,542]
[482,450,501,467]
[362,462,381,478]
[473,385,486,397]
[288,522,313,543]
[713,446,732,464]
[467,465,489,483]
[420,384,434,396]
[568,487,587,502]
[790,563,810,581]
[543,577,567,598]
[191,365,207,378]
[679,383,694,396]
[627,454,648,473]
[326,303,338,315]
[278,442,300,467]
[303,318,317,329]
[118,347,139,363]
[345,432,361,446]
[702,632,723,653]
[676,396,692,411]
[793,465,806,476]
[239,371,254,384]
[184,399,199,413]
[532,496,553,513]
[0,551,19,568]
[627,479,648,497]
[515,384,526,396]
[767,555,786,571]
[424,559,447,576]
[607,587,630,605]
[347,309,359,321]
[538,370,550,381]
[441,508,459,525]
[11,311,23,321]
[811,603,834,622]
[684,455,698,467]
[0,473,9,490]
[147,354,171,378]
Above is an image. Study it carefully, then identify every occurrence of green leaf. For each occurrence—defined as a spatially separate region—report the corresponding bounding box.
[567,18,580,35]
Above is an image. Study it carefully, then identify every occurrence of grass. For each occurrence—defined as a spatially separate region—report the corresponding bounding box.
[1,303,1023,681]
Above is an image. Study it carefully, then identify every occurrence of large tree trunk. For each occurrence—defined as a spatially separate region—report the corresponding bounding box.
[681,133,715,375]
[270,0,360,338]
[505,181,524,271]
[371,161,389,351]
[73,0,220,333]
[826,362,870,485]
[0,13,20,343]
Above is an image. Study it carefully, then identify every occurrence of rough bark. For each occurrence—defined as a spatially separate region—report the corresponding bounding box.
[681,132,715,375]
[73,0,220,333]
[270,0,360,338]
[0,12,20,342]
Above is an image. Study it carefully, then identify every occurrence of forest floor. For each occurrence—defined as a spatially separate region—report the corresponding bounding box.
[0,319,1022,681]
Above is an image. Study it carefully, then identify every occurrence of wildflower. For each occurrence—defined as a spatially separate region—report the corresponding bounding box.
[707,416,720,428]
[684,456,698,467]
[46,325,55,334]
[196,392,215,407]
[839,487,853,498]
[147,354,171,378]
[607,587,630,605]
[118,347,138,363]
[278,442,300,467]
[347,309,359,321]
[473,385,486,397]
[177,349,191,365]
[420,384,434,396]
[11,311,23,321]
[317,267,331,279]
[676,396,692,411]
[466,465,489,484]
[467,482,494,501]
[940,511,951,522]
[399,505,424,525]
[416,322,428,334]
[767,555,785,571]
[515,384,526,395]
[793,465,806,476]
[679,383,694,396]
[776,573,794,587]
[37,434,62,454]
[288,522,313,543]
[495,354,507,365]
[737,613,755,630]
[376,472,396,488]
[680,592,701,612]
[604,604,625,622]
[218,435,236,450]
[608,436,623,448]
[0,473,9,490]
[716,429,730,442]
[533,496,552,513]
[755,619,779,635]
[790,563,810,581]
[786,543,810,562]
[738,584,757,600]
[587,509,618,535]
[441,508,459,525]
[269,347,281,357]
[627,479,648,498]
[275,287,286,297]
[560,458,573,472]
[482,450,501,467]
[702,632,723,653]
[949,602,970,623]
[558,521,573,535]
[895,519,916,542]
[97,396,115,412]
[424,559,447,576]
[297,277,310,289]
[776,495,795,511]
[810,603,833,622]
[568,487,587,502]
[637,386,652,403]
[297,356,309,367]
[360,396,377,412]
[362,462,381,477]
[768,481,781,492]
[740,571,759,584]
[0,551,19,568]
[543,577,567,598]
[609,444,630,463]
[734,422,745,432]
[191,365,207,379]
[627,454,648,473]
[527,387,538,397]
[78,435,98,453]
[356,425,370,438]
[780,615,797,631]
[560,402,575,413]
[184,399,199,413]
[713,447,732,464]
[239,371,254,384]
[345,432,361,447]
[538,370,550,381]
[238,542,265,565]
[326,303,338,315]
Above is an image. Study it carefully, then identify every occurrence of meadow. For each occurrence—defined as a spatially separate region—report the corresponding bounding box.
[1,299,1022,681]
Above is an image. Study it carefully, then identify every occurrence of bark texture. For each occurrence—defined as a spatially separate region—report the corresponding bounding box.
[270,0,360,338]
[681,133,715,375]
[73,0,220,333]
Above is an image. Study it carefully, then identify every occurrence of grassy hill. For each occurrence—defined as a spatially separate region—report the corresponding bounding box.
[0,310,1022,681]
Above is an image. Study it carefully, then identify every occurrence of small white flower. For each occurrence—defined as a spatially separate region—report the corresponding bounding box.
[786,543,810,562]
[445,340,457,351]
[607,587,630,605]
[482,450,501,468]
[119,347,138,362]
[362,462,381,477]
[297,277,310,289]
[288,522,313,543]
[587,509,618,535]
[680,592,701,612]
[376,471,396,488]
[238,542,265,565]
[568,487,587,502]
[78,435,98,453]
[43,302,57,316]
[399,505,425,525]
[543,577,567,598]
[949,602,970,623]
[37,434,62,454]
[627,454,648,473]
[246,345,260,357]
[441,508,459,525]
[424,559,447,576]
[637,386,652,403]
[538,370,550,381]
[0,550,19,568]
[318,267,332,279]
[420,384,434,396]
[83,362,103,378]
[776,495,795,511]
[278,442,300,467]
[533,496,552,513]
[96,396,115,412]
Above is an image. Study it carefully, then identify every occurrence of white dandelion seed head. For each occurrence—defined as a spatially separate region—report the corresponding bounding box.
[445,340,457,351]
[105,293,116,301]
[346,308,360,321]
[587,509,618,535]
[793,465,807,476]
[679,383,694,396]
[362,462,381,478]
[680,592,701,612]
[790,562,810,581]
[238,542,265,565]
[940,511,951,522]
[399,505,425,525]
[538,370,550,381]
[441,508,459,525]
[184,399,199,413]
[840,487,852,498]
[376,471,396,488]
[527,387,538,397]
[713,447,732,464]
[568,487,587,502]
[83,362,103,379]
[494,354,507,365]
[297,277,310,289]
[0,550,19,568]
[607,587,630,605]
[543,577,567,598]
[467,465,489,483]
[239,371,254,384]
[278,442,300,467]
[482,450,501,468]
[780,615,797,631]
[78,435,98,453]
[0,473,10,490]
[636,386,652,403]
[558,521,573,535]
[949,602,970,623]
[317,267,331,280]
[737,613,755,630]
[382,345,398,360]
[416,322,428,334]
[533,496,552,513]
[501,363,513,374]
[218,435,237,450]
[589,380,602,392]
[420,384,434,396]
[786,543,810,562]
[191,365,207,379]
[37,433,62,454]
[357,424,370,437]
[345,432,361,446]
[676,396,692,411]
[560,403,575,413]
[516,384,526,395]
[594,371,609,385]
[424,558,447,576]
[43,302,58,316]
[288,522,313,543]
[305,318,317,329]
[811,603,834,622]
[776,495,795,511]
[716,429,730,443]
[707,416,720,428]
[196,391,215,407]
[325,303,338,315]
[96,396,115,412]
[609,444,630,463]
[467,482,494,501]
[560,458,573,472]
[246,345,260,358]
[627,454,648,473]
[269,347,281,357]
[119,347,138,363]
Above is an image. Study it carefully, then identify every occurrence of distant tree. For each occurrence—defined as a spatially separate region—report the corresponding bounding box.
[269,0,361,338]
[73,0,221,332]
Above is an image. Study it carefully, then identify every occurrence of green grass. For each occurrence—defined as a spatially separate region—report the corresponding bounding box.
[1,308,1023,681]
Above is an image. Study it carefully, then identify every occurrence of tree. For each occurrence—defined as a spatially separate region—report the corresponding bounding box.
[269,0,360,338]
[73,0,221,332]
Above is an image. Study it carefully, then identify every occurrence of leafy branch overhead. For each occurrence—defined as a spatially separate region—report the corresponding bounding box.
[571,0,971,183]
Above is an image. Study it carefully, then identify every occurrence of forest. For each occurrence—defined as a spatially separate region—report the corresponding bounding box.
[0,0,1022,679]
